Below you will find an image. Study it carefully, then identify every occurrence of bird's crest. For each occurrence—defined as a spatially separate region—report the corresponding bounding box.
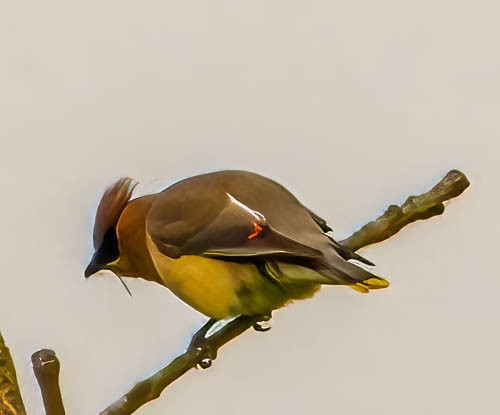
[93,177,138,249]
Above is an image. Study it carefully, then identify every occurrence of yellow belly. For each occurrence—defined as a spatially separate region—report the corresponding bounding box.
[145,236,294,319]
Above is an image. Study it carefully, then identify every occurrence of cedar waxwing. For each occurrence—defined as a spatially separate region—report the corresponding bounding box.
[85,171,389,321]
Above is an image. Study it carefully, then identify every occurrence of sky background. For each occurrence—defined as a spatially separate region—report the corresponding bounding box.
[1,1,498,414]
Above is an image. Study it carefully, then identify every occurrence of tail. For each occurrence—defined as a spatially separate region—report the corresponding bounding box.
[308,255,389,294]
[271,257,390,294]
[321,257,390,293]
[349,276,390,293]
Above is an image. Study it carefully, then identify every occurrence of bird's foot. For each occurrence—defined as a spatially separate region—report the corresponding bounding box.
[252,314,272,332]
[189,318,219,369]
[195,345,217,369]
[192,339,217,369]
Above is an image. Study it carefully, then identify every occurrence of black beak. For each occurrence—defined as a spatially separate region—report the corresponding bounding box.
[84,259,100,278]
[85,251,105,278]
[85,228,120,278]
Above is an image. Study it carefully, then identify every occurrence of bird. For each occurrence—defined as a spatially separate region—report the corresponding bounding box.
[85,170,389,326]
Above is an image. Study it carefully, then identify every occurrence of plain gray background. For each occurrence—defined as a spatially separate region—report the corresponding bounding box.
[1,1,497,414]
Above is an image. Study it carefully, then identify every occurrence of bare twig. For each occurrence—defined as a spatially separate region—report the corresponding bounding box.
[32,349,65,415]
[0,331,26,415]
[340,169,470,252]
[101,316,254,415]
[101,169,470,414]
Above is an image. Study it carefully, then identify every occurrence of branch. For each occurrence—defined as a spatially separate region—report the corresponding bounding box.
[0,331,27,415]
[101,316,255,415]
[32,349,65,415]
[101,169,470,415]
[340,169,470,252]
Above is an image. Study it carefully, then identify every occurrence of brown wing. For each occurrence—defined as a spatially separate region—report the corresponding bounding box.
[145,170,387,288]
[148,194,321,258]
[147,172,322,258]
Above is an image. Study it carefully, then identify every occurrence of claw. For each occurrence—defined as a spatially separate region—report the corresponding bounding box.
[197,358,213,369]
[253,314,272,332]
[194,344,218,370]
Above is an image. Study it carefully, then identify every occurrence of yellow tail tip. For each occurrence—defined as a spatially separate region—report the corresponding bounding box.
[350,277,390,293]
[363,277,390,289]
[350,283,369,293]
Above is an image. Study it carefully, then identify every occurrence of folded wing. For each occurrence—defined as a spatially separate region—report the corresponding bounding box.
[145,170,389,291]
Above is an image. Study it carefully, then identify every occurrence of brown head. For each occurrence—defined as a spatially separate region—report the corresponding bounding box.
[85,177,138,278]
